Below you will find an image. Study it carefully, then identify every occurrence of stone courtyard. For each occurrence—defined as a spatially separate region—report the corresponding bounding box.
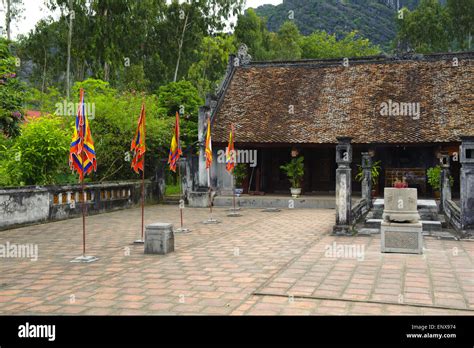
[0,205,472,315]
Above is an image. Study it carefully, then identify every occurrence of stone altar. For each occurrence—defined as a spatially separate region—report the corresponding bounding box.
[381,188,423,254]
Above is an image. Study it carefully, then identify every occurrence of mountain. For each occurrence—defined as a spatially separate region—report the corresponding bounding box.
[254,0,422,49]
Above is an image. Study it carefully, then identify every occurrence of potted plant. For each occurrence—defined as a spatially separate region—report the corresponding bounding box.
[280,156,304,198]
[427,165,453,199]
[233,163,247,197]
[355,160,381,197]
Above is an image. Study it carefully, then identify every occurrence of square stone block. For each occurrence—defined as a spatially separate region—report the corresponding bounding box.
[145,223,174,255]
[381,221,423,254]
[382,188,420,223]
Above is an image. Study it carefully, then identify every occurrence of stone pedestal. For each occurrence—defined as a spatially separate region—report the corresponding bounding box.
[381,221,423,254]
[144,223,174,255]
[333,137,353,235]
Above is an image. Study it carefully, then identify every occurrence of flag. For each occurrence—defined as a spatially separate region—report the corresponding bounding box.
[205,115,213,169]
[225,124,235,173]
[131,103,146,174]
[69,88,97,181]
[168,111,182,172]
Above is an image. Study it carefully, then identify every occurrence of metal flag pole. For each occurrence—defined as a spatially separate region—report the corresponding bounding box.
[227,171,242,217]
[175,158,191,232]
[134,103,146,244]
[204,159,219,224]
[71,88,98,263]
[82,172,86,256]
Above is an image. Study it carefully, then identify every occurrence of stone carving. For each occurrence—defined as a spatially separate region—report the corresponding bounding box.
[237,44,252,66]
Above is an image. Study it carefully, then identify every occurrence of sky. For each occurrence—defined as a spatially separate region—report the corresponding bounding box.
[0,0,284,40]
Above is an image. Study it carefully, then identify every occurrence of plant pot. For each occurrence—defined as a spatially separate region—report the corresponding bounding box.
[290,187,301,198]
[235,188,243,197]
[434,190,440,199]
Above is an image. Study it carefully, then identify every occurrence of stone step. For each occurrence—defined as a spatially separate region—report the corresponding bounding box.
[364,219,442,232]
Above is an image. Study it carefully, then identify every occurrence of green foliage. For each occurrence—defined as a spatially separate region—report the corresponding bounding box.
[0,114,71,186]
[233,163,247,187]
[73,80,172,183]
[427,165,454,191]
[395,0,451,53]
[280,156,304,188]
[234,10,380,61]
[156,80,203,147]
[254,0,422,50]
[447,0,474,51]
[187,35,236,97]
[355,160,382,186]
[300,30,380,59]
[0,37,26,138]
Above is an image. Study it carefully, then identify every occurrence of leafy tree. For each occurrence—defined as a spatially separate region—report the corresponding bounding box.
[1,0,24,40]
[447,0,474,50]
[300,30,380,59]
[0,37,25,137]
[187,34,235,97]
[234,8,274,60]
[0,114,71,186]
[395,0,451,53]
[271,21,302,60]
[156,80,203,147]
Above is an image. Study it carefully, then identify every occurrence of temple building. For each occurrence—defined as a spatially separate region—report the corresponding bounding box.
[195,48,474,199]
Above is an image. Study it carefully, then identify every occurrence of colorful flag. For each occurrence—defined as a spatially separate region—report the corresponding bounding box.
[131,103,146,174]
[205,115,213,169]
[225,124,235,173]
[168,111,182,172]
[69,88,97,181]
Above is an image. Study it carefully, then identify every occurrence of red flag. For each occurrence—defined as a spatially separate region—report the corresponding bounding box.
[131,103,146,174]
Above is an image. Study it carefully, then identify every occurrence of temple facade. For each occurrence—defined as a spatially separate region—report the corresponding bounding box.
[194,48,474,199]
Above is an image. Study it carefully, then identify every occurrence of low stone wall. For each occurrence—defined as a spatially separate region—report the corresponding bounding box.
[444,199,462,234]
[0,181,160,230]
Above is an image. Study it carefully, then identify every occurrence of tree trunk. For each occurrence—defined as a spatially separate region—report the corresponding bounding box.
[5,0,11,40]
[66,0,73,100]
[41,47,47,94]
[173,11,189,82]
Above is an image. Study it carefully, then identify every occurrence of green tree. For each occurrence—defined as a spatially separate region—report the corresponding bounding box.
[271,21,302,60]
[395,0,451,53]
[234,8,274,60]
[156,80,203,147]
[447,0,474,50]
[187,35,235,97]
[300,30,380,59]
[0,114,71,186]
[0,37,26,137]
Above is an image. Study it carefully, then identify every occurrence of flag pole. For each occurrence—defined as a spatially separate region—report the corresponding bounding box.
[71,88,98,263]
[134,102,146,244]
[141,165,145,241]
[82,173,86,257]
[175,158,191,232]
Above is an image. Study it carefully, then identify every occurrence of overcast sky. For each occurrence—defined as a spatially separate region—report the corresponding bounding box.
[0,0,283,40]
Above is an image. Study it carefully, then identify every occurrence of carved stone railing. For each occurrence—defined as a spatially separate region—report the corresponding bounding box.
[0,181,159,230]
[444,199,462,234]
[351,198,369,225]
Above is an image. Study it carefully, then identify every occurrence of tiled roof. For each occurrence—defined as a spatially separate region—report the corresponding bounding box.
[212,53,474,144]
